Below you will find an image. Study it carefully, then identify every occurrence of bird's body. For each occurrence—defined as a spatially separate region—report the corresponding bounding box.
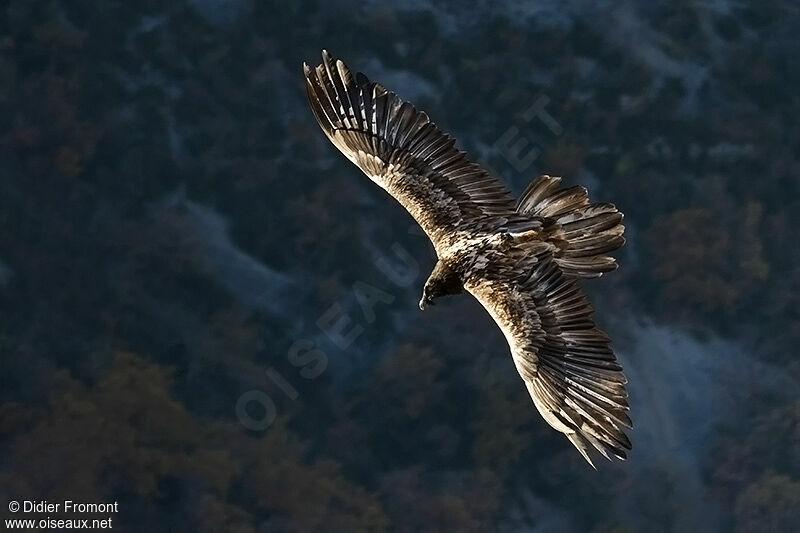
[304,51,631,467]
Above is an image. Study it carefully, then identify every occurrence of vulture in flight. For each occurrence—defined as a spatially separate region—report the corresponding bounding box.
[304,51,631,466]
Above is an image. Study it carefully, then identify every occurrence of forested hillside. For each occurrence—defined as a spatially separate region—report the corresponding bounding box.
[1,1,798,531]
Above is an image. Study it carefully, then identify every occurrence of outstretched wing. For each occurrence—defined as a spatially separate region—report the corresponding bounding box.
[466,253,631,467]
[304,50,517,250]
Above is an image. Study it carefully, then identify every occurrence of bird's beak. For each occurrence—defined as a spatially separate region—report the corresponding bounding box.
[419,296,434,310]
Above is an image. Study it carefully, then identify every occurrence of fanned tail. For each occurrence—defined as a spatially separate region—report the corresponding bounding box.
[516,175,625,278]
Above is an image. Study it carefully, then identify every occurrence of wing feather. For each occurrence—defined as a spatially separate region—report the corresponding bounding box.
[304,51,518,249]
[467,255,631,465]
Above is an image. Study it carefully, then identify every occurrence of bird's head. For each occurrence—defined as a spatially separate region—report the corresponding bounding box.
[419,283,438,310]
[419,262,463,310]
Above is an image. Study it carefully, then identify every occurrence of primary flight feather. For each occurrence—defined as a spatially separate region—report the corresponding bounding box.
[304,50,631,467]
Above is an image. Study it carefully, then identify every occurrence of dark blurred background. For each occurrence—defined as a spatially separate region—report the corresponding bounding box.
[1,0,799,531]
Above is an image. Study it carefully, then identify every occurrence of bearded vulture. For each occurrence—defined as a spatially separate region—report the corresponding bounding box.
[304,51,631,467]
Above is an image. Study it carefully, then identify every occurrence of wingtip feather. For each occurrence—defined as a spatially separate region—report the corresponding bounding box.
[567,432,597,469]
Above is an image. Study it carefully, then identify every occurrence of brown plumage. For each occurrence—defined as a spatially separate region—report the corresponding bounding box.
[304,50,630,467]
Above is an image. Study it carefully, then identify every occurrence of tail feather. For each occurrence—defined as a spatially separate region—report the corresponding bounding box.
[517,175,625,278]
